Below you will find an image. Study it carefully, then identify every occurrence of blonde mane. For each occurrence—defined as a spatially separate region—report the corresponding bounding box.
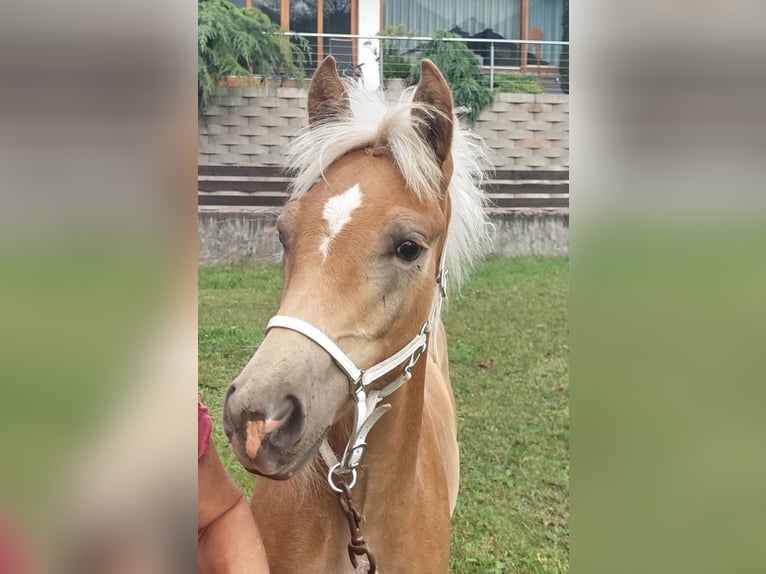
[286,83,492,285]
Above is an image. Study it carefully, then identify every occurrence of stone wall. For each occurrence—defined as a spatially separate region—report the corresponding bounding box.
[198,87,306,167]
[474,93,569,170]
[198,88,569,171]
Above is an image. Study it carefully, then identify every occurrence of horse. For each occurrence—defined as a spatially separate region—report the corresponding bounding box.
[222,56,490,573]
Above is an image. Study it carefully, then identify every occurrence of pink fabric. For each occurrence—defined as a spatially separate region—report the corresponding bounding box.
[198,398,213,460]
[0,519,28,574]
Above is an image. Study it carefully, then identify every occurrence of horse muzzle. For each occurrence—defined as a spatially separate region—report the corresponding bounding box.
[222,384,312,479]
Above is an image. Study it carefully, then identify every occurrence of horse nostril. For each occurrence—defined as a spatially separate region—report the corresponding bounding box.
[242,395,304,452]
[269,395,294,423]
[269,396,305,449]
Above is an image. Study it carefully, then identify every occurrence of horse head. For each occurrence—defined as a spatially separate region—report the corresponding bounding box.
[223,58,460,479]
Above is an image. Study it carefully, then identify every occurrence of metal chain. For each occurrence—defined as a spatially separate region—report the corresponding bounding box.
[329,469,377,574]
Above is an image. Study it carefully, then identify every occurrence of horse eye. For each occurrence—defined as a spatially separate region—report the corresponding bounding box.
[396,241,422,261]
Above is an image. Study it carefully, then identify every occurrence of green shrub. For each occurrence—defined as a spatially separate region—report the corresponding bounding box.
[198,0,306,112]
[495,73,543,94]
[410,30,494,124]
[383,54,411,80]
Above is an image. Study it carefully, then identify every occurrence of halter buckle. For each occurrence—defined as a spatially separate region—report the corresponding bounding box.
[437,267,449,298]
[343,443,367,469]
[350,372,364,399]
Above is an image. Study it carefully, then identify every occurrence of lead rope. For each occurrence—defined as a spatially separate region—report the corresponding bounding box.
[330,473,377,574]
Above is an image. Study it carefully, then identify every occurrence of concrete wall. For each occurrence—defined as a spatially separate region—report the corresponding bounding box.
[198,209,568,267]
[198,208,283,267]
[198,88,569,171]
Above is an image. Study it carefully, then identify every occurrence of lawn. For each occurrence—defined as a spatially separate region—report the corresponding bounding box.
[199,257,569,573]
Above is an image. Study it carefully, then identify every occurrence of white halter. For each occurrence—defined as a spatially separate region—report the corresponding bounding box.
[265,265,448,490]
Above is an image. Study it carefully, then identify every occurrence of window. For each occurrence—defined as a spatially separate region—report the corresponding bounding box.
[529,0,564,66]
[385,0,521,39]
[252,0,282,26]
[323,0,352,66]
[225,0,355,72]
[384,0,563,67]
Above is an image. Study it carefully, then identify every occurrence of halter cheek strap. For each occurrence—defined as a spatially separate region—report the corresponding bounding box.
[264,263,448,484]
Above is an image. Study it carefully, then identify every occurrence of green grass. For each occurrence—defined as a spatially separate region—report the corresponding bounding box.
[199,257,569,572]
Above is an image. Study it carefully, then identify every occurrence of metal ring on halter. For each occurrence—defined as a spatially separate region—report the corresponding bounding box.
[328,462,358,493]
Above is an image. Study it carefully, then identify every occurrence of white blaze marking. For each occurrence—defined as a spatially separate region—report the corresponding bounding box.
[319,184,362,259]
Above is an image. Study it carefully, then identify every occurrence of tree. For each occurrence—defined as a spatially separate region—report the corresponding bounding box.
[198,0,305,112]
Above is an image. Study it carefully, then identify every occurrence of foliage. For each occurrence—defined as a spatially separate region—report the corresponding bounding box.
[383,54,411,80]
[198,0,306,112]
[376,25,418,80]
[495,72,543,94]
[410,31,495,124]
[560,0,569,94]
[199,257,569,572]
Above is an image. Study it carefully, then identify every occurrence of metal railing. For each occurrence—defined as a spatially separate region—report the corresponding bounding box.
[283,32,568,91]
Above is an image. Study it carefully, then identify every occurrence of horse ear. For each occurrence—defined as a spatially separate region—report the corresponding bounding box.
[307,56,350,127]
[412,59,454,166]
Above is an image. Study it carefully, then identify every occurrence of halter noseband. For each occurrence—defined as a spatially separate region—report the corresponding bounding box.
[264,265,448,488]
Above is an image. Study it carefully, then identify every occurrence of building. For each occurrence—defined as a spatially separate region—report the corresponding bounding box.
[229,0,566,89]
